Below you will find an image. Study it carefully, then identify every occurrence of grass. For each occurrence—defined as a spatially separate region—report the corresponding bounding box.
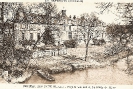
[29,45,109,74]
[8,44,133,73]
[1,43,133,83]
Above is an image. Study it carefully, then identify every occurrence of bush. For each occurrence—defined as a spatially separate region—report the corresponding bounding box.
[92,38,106,45]
[14,48,33,66]
[100,39,106,44]
[64,39,77,48]
[20,40,35,46]
[104,44,129,56]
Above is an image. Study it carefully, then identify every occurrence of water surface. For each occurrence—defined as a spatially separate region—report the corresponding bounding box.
[25,66,133,84]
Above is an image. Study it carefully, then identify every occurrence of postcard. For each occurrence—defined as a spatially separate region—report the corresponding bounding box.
[0,0,133,89]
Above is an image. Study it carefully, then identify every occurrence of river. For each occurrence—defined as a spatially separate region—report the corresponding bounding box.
[25,66,133,84]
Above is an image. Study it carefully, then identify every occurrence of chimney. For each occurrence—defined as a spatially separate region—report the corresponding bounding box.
[62,7,66,17]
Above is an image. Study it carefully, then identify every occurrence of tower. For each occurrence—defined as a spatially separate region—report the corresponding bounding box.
[61,7,67,31]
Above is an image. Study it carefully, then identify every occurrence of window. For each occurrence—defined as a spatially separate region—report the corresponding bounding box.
[73,33,77,39]
[68,32,72,39]
[37,33,40,40]
[22,33,24,40]
[69,26,71,31]
[30,33,33,40]
[21,24,25,29]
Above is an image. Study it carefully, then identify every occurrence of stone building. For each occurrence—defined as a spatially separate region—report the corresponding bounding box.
[1,6,108,49]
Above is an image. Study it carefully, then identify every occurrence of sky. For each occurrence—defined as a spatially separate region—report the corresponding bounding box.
[2,1,128,24]
[55,2,122,24]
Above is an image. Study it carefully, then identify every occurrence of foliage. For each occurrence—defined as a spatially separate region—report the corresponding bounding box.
[32,3,60,48]
[14,48,32,59]
[106,24,132,46]
[42,27,55,45]
[78,13,102,61]
[96,3,133,25]
[3,34,14,47]
[104,43,129,56]
[12,69,23,78]
[64,39,77,48]
[107,24,125,36]
[92,38,106,45]
[14,48,33,69]
[20,40,35,46]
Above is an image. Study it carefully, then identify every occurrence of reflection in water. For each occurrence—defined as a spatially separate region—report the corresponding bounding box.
[25,66,133,84]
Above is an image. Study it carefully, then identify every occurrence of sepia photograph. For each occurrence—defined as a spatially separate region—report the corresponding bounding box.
[0,1,133,86]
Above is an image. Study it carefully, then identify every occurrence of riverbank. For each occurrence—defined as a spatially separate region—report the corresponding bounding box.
[1,45,133,84]
[0,55,109,84]
[24,54,133,84]
[25,66,133,84]
[29,55,108,74]
[0,54,133,84]
[27,53,133,83]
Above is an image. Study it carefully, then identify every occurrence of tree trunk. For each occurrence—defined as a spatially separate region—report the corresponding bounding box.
[84,28,90,61]
[58,41,60,56]
[1,2,4,46]
[126,48,130,69]
[58,48,59,56]
[84,41,89,61]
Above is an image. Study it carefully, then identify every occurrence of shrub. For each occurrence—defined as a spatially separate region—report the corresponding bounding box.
[20,40,35,46]
[104,43,129,56]
[92,38,106,45]
[64,39,77,48]
[14,48,33,66]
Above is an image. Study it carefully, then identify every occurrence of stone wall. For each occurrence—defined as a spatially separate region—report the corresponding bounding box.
[32,49,67,58]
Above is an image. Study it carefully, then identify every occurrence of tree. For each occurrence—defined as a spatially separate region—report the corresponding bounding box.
[96,3,133,25]
[42,26,55,45]
[96,3,133,69]
[0,2,17,67]
[78,13,101,61]
[33,2,60,49]
[0,3,35,78]
[106,24,128,45]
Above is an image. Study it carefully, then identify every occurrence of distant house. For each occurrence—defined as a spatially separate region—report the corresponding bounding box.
[0,6,108,50]
[14,7,61,48]
[13,7,80,48]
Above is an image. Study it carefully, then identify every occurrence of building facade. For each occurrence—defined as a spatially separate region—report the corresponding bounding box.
[13,7,108,49]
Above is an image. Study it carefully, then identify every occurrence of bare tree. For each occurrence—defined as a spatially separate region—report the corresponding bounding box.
[96,3,133,69]
[96,3,133,24]
[79,13,101,61]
